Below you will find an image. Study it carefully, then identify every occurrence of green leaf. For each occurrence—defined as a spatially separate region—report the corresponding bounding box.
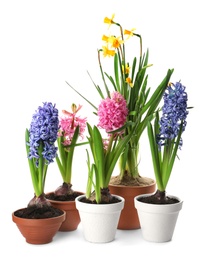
[92,126,105,187]
[65,125,80,183]
[163,122,183,187]
[66,81,98,111]
[142,68,174,116]
[114,53,121,92]
[147,122,163,190]
[25,129,41,196]
[105,73,117,92]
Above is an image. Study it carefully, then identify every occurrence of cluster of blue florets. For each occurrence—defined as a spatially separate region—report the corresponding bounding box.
[157,82,188,149]
[28,102,59,165]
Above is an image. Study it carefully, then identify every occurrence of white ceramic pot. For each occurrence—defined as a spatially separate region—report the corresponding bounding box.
[134,193,183,243]
[75,194,125,243]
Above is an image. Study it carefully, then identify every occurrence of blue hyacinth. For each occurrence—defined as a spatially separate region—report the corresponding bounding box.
[157,82,188,149]
[28,102,59,166]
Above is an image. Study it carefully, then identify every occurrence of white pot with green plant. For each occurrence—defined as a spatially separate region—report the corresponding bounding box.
[45,104,87,231]
[76,109,134,243]
[134,82,191,242]
[67,14,173,229]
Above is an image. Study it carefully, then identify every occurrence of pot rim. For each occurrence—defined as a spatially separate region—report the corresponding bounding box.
[134,193,183,213]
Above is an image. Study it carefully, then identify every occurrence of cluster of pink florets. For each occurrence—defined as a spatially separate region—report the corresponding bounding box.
[58,106,87,146]
[97,91,128,133]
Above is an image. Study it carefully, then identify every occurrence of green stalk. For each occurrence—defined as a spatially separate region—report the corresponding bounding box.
[37,141,44,196]
[126,146,139,178]
[105,126,136,185]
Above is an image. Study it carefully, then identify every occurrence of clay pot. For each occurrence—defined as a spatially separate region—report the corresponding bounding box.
[46,191,83,231]
[108,181,156,230]
[12,208,66,244]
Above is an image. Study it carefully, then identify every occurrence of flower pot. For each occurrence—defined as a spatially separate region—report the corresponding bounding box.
[134,193,183,242]
[75,194,125,243]
[108,181,156,229]
[46,191,83,231]
[12,208,66,244]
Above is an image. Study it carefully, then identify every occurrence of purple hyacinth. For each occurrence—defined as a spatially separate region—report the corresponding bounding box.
[157,82,188,149]
[28,102,59,165]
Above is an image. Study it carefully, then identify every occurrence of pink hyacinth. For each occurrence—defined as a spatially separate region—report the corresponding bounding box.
[97,92,128,133]
[58,104,87,146]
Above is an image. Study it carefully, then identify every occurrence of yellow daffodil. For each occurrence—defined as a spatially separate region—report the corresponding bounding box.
[102,35,123,49]
[110,36,124,48]
[125,77,133,87]
[102,35,109,42]
[122,64,130,75]
[104,14,115,28]
[124,28,136,40]
[102,46,115,57]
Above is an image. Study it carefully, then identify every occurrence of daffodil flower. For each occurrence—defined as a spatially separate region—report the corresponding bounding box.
[125,77,133,87]
[102,35,123,49]
[104,14,115,28]
[102,45,115,57]
[124,28,136,40]
[122,64,130,75]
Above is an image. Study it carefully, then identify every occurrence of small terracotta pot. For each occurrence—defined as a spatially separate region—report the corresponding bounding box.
[108,181,156,230]
[46,191,84,231]
[12,208,66,244]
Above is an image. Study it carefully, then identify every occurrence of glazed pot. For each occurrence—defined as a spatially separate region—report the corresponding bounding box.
[46,191,83,231]
[75,194,125,243]
[12,208,66,244]
[134,193,183,242]
[108,181,156,229]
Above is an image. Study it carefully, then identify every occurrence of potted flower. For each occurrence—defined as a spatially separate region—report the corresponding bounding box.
[67,14,174,229]
[75,92,134,243]
[45,103,87,231]
[134,82,191,242]
[12,102,66,244]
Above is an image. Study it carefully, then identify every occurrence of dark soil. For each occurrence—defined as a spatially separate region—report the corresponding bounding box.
[45,191,83,201]
[79,195,121,204]
[138,190,180,205]
[14,205,64,219]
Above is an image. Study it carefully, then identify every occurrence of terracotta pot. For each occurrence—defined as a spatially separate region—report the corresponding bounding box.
[108,181,156,230]
[134,193,183,242]
[76,194,125,243]
[12,208,66,244]
[46,191,83,231]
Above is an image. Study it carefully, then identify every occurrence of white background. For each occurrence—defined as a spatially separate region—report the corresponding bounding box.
[0,0,202,259]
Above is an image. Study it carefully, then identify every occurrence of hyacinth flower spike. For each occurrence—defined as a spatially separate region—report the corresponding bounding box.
[53,104,87,197]
[25,102,59,208]
[147,82,191,202]
[85,92,136,204]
